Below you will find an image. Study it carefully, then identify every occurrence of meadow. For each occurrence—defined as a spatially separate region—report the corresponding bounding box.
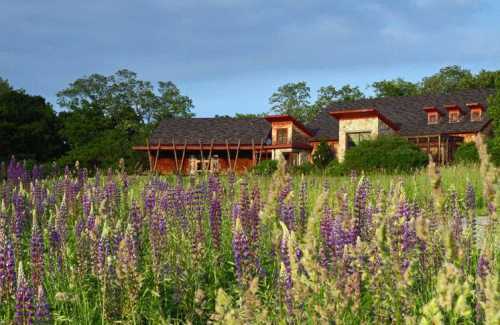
[0,158,499,324]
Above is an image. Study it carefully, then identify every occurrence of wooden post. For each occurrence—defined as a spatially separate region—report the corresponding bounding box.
[233,139,241,171]
[251,139,256,167]
[438,135,441,164]
[199,140,205,172]
[146,138,152,172]
[427,136,430,155]
[225,140,232,172]
[258,138,264,163]
[207,139,214,172]
[172,138,179,174]
[179,139,187,175]
[154,140,161,173]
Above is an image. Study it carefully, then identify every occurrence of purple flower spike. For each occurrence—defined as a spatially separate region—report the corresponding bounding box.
[35,285,51,322]
[15,263,34,325]
[232,218,251,284]
[30,221,45,289]
[209,196,222,249]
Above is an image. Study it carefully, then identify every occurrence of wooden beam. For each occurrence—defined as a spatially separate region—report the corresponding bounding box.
[258,138,264,163]
[179,139,187,175]
[226,140,232,172]
[207,139,214,172]
[172,138,179,174]
[427,136,430,155]
[438,134,441,164]
[146,138,152,172]
[234,139,241,171]
[154,140,161,173]
[251,139,256,167]
[199,140,205,172]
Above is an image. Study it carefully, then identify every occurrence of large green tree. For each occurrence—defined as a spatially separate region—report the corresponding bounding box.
[269,82,311,122]
[269,82,366,123]
[0,77,12,96]
[372,78,419,97]
[0,88,65,162]
[57,69,194,169]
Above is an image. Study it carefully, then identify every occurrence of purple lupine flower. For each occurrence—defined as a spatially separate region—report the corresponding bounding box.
[465,182,476,211]
[353,177,370,241]
[129,203,142,239]
[476,255,490,278]
[34,285,50,322]
[209,195,222,249]
[5,239,17,294]
[30,221,44,289]
[82,193,91,218]
[280,234,293,315]
[320,207,334,268]
[232,217,251,284]
[13,192,26,240]
[15,264,34,325]
[280,203,295,232]
[32,182,45,217]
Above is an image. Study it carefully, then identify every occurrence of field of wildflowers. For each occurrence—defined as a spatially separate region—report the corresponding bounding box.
[0,156,499,324]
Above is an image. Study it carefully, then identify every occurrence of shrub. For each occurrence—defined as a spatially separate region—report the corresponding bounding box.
[252,159,278,176]
[290,161,316,175]
[343,135,428,173]
[454,142,479,164]
[326,159,348,176]
[312,140,335,168]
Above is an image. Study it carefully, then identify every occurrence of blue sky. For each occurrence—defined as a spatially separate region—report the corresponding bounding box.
[1,0,500,117]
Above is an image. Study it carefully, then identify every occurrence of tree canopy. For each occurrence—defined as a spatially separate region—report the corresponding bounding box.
[57,69,194,170]
[0,88,65,162]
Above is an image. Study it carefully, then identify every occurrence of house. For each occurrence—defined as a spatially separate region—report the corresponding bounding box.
[133,88,494,174]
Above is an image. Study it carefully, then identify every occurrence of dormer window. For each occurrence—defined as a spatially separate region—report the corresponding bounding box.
[448,110,460,123]
[444,104,463,124]
[423,106,442,125]
[428,112,439,124]
[471,108,482,122]
[467,103,484,122]
[276,128,288,144]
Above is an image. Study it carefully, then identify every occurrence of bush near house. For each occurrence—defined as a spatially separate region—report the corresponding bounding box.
[454,142,480,164]
[343,135,429,173]
[312,139,335,168]
[251,159,278,175]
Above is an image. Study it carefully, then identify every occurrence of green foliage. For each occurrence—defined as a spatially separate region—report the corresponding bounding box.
[56,69,194,170]
[326,159,348,176]
[454,142,479,164]
[234,112,267,118]
[0,77,12,96]
[487,82,500,165]
[289,161,316,175]
[343,136,428,173]
[251,159,278,175]
[421,65,475,94]
[312,140,334,168]
[0,89,65,162]
[269,81,311,122]
[372,78,419,97]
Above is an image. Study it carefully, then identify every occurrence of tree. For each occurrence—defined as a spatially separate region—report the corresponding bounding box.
[421,65,475,94]
[0,77,12,96]
[269,82,311,122]
[0,89,65,162]
[57,69,194,169]
[487,81,500,166]
[372,78,419,97]
[335,85,365,101]
[312,140,334,168]
[234,112,266,118]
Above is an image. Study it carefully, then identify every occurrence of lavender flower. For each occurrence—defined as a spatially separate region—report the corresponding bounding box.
[232,217,251,284]
[476,255,490,278]
[35,285,50,322]
[280,233,293,315]
[15,263,34,325]
[30,220,44,289]
[209,195,222,249]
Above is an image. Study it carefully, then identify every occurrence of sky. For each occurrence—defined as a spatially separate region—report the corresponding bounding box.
[1,0,500,117]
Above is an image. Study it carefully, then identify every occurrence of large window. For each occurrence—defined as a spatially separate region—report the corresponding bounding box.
[346,132,371,149]
[276,128,288,144]
[427,112,439,125]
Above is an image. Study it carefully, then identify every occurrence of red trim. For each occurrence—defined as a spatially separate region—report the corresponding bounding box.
[444,104,465,114]
[264,114,313,136]
[328,108,400,131]
[423,106,444,115]
[133,142,312,152]
[466,102,485,111]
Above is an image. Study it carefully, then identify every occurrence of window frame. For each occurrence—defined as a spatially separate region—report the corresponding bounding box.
[448,110,460,123]
[470,108,482,122]
[346,131,371,149]
[276,128,289,145]
[427,112,439,125]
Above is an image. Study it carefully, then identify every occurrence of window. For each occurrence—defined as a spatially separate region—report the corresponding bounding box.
[427,112,439,125]
[276,128,288,144]
[346,132,371,149]
[471,109,482,122]
[449,111,460,123]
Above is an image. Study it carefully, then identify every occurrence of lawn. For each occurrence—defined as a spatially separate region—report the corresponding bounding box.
[0,161,499,324]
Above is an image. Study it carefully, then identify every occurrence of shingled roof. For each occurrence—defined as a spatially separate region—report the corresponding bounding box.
[149,117,271,145]
[308,88,495,140]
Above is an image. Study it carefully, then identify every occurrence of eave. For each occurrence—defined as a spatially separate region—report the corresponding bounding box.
[328,108,400,131]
